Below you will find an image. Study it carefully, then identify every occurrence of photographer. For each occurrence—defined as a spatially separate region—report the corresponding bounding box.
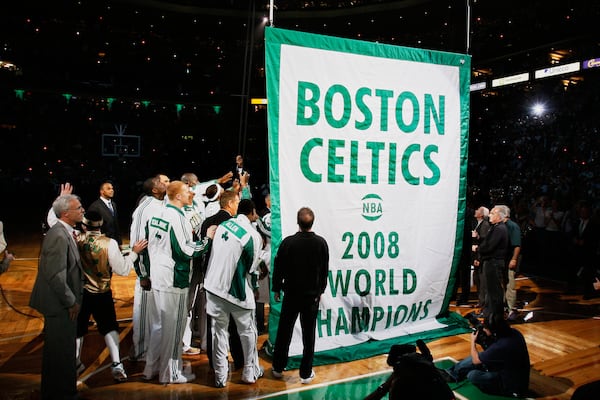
[365,341,454,400]
[446,313,530,397]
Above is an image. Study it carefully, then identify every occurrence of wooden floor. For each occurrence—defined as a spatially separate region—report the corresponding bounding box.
[1,230,599,399]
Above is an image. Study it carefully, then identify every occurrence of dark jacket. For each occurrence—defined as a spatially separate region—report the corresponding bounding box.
[478,222,508,261]
[88,198,122,245]
[272,231,329,297]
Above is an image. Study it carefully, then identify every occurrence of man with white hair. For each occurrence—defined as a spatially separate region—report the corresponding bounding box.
[30,194,85,399]
[475,206,508,317]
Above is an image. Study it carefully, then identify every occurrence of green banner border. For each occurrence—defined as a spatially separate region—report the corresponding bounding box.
[265,26,471,366]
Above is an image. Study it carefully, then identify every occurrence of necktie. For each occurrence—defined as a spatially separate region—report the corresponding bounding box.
[579,219,587,236]
[108,201,114,215]
[72,230,78,242]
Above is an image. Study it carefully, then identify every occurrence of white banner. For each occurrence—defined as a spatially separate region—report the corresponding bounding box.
[266,27,470,362]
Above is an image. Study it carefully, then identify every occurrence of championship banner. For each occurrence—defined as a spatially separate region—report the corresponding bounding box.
[265,27,471,365]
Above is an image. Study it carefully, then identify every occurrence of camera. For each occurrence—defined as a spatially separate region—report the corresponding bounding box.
[363,340,454,400]
[464,312,495,349]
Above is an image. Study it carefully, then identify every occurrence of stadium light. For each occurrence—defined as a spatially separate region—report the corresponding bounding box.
[531,103,545,116]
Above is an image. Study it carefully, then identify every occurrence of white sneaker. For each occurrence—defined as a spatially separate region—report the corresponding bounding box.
[111,362,128,382]
[300,370,315,384]
[168,372,196,384]
[215,378,227,388]
[272,368,283,379]
[241,366,264,384]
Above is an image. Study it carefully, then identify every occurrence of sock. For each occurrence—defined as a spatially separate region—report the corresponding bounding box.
[76,336,84,364]
[182,314,193,350]
[104,330,121,364]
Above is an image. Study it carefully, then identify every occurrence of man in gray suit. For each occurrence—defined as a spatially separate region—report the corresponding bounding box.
[30,194,85,400]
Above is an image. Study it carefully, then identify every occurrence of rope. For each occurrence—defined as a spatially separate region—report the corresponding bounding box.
[0,282,42,319]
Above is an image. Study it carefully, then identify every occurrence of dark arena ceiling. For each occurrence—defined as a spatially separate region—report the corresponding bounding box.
[2,0,598,101]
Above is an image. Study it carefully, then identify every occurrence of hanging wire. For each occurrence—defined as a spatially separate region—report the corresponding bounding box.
[466,0,472,54]
[237,0,257,157]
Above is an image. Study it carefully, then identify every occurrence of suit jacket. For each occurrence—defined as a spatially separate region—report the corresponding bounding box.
[200,209,232,239]
[29,222,84,316]
[475,218,491,241]
[88,198,122,245]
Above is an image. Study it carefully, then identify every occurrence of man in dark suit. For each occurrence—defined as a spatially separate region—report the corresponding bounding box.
[88,181,122,245]
[452,206,475,306]
[476,206,509,317]
[472,206,491,308]
[30,194,85,400]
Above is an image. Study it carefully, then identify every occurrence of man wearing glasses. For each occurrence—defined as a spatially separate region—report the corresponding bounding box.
[30,194,85,400]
